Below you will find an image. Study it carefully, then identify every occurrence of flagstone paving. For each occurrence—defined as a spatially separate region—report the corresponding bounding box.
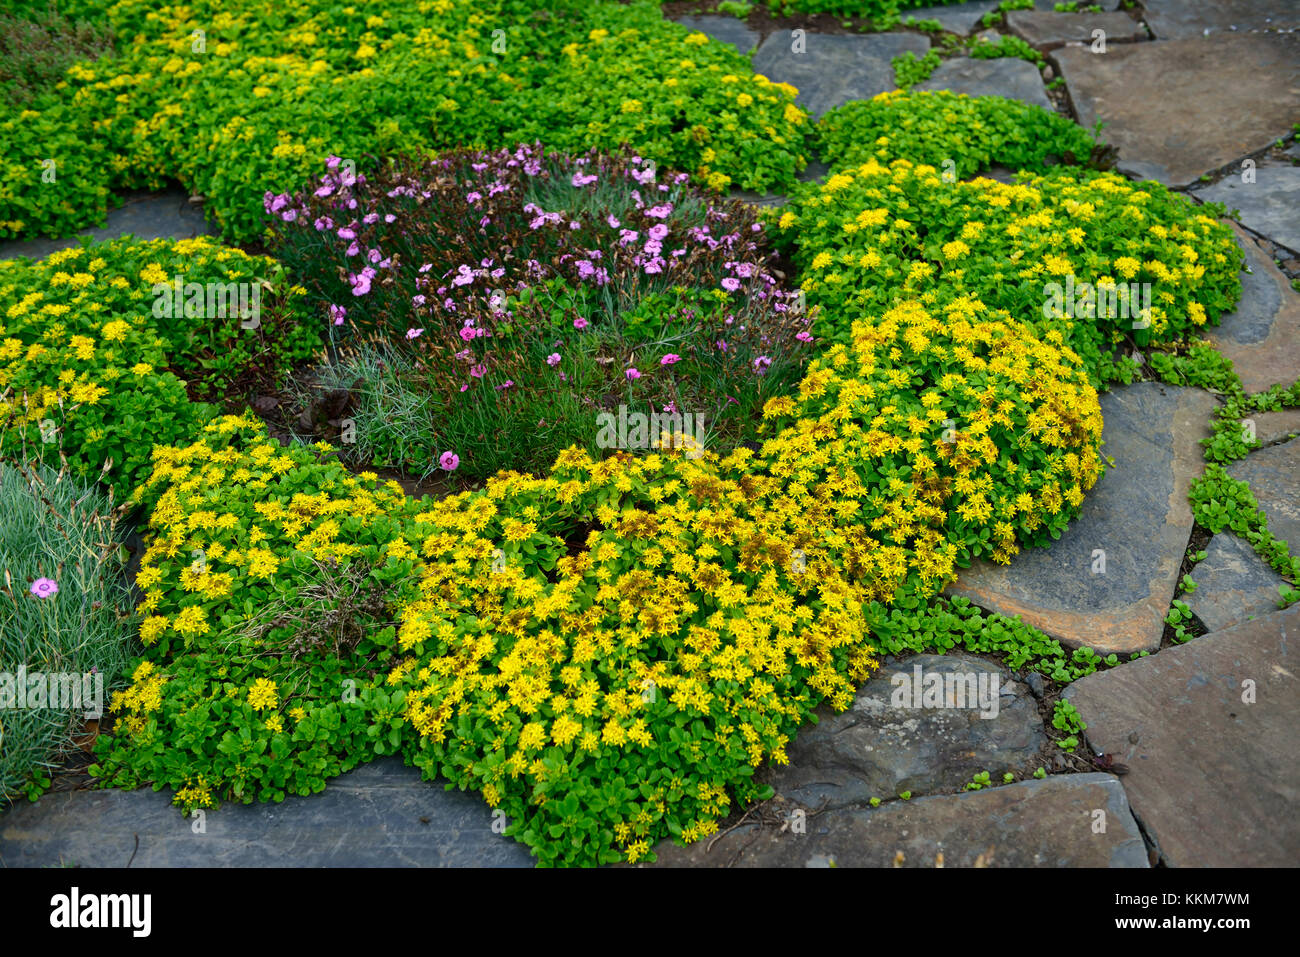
[0,187,210,262]
[750,31,929,118]
[1227,438,1300,550]
[1206,226,1300,395]
[1251,409,1300,446]
[908,0,1001,36]
[674,14,760,55]
[648,774,1149,867]
[1184,534,1290,634]
[758,654,1046,811]
[1005,10,1148,50]
[0,758,531,868]
[1141,0,1300,40]
[947,382,1216,656]
[1195,159,1300,255]
[1052,34,1300,187]
[1066,605,1300,867]
[914,56,1052,110]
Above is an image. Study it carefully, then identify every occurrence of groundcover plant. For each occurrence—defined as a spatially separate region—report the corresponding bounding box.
[1,0,1279,871]
[0,0,812,244]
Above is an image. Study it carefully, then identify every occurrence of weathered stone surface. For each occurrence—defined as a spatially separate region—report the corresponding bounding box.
[1066,605,1300,866]
[947,383,1217,655]
[729,160,829,208]
[0,188,211,262]
[1185,534,1288,633]
[1005,11,1146,50]
[1143,0,1300,40]
[760,654,1045,810]
[0,757,532,867]
[1252,409,1300,447]
[1228,437,1300,550]
[915,56,1052,111]
[1197,160,1300,254]
[1207,226,1300,395]
[969,164,1017,185]
[672,15,760,55]
[751,32,929,119]
[1053,35,1300,187]
[649,774,1148,867]
[908,0,1001,35]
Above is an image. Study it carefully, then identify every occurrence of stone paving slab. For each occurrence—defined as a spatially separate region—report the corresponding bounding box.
[947,382,1216,655]
[1196,159,1300,255]
[915,56,1052,111]
[649,774,1148,867]
[1005,10,1147,50]
[1207,225,1300,395]
[1053,34,1300,188]
[729,159,828,209]
[1185,533,1289,634]
[760,654,1045,810]
[1066,604,1300,867]
[908,0,1002,35]
[1227,437,1300,551]
[0,757,532,868]
[1142,0,1300,40]
[672,15,760,55]
[751,32,929,119]
[1252,409,1300,446]
[0,188,211,262]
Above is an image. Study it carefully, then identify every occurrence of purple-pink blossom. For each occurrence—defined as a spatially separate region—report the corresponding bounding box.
[439,451,460,471]
[30,577,58,599]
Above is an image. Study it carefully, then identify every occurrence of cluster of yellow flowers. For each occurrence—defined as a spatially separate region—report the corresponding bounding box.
[388,444,877,863]
[761,298,1104,578]
[776,157,1242,362]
